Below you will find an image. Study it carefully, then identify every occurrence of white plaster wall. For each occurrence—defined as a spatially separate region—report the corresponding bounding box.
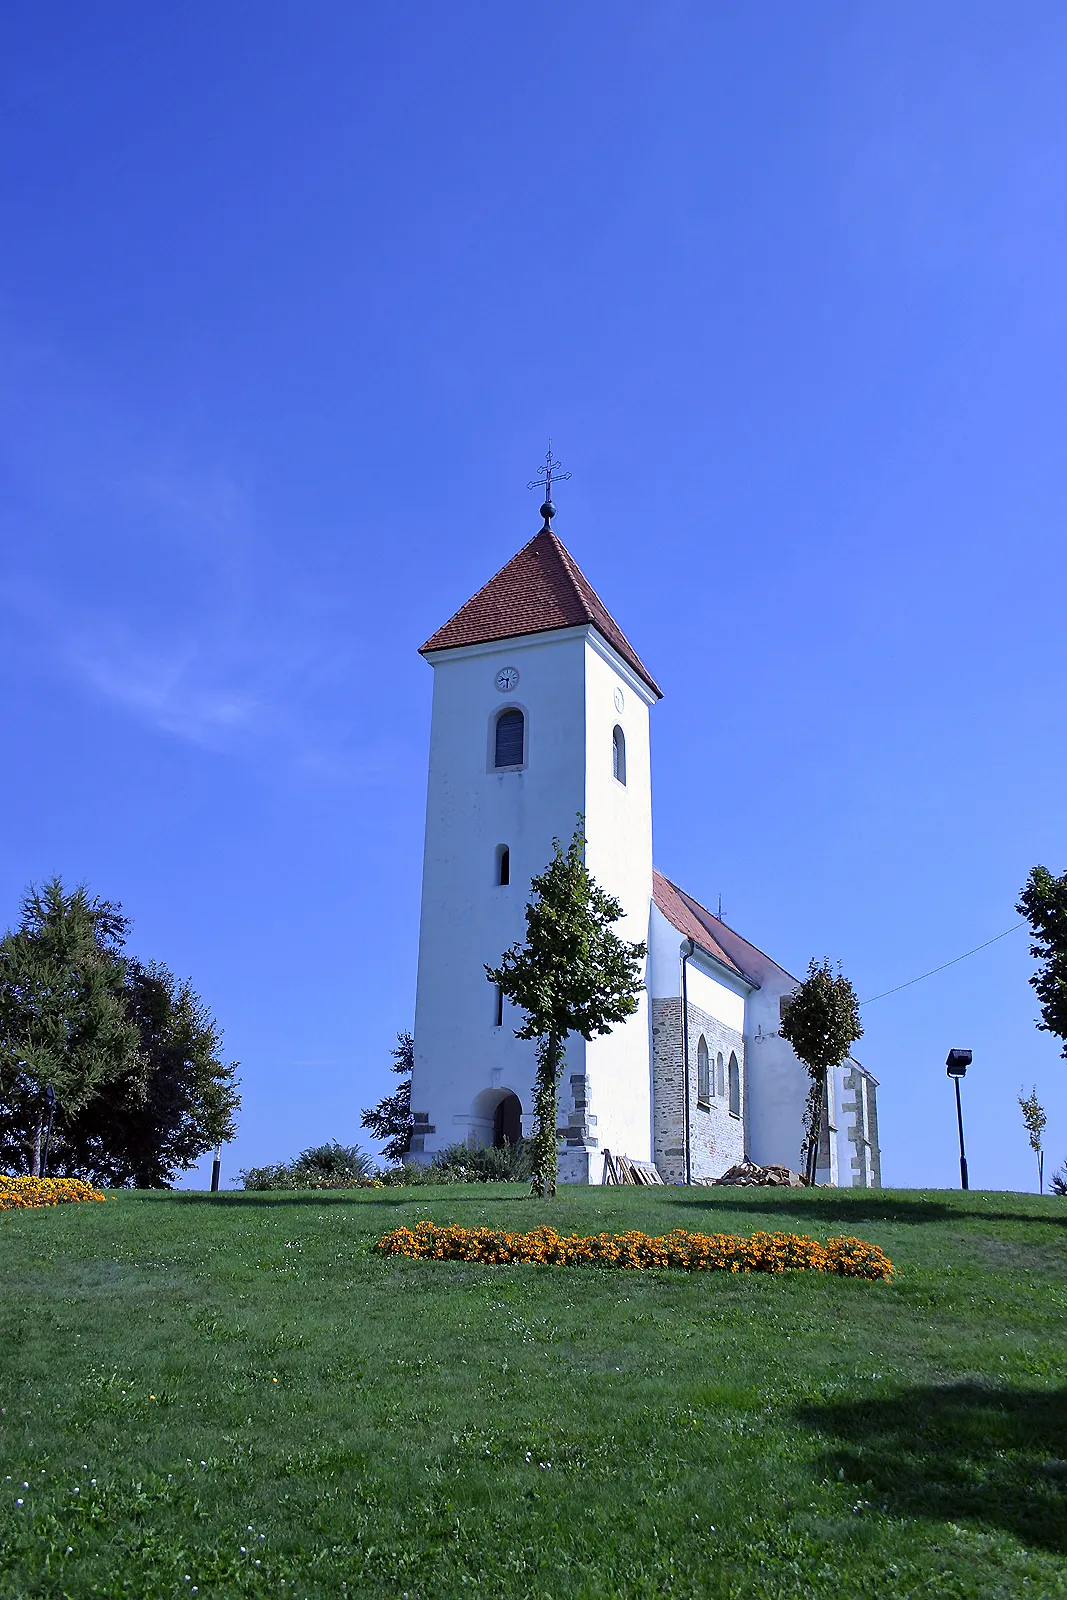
[648,910,745,1029]
[412,629,588,1155]
[580,638,656,1171]
[685,964,746,1034]
[648,902,687,1000]
[412,625,657,1177]
[737,973,810,1175]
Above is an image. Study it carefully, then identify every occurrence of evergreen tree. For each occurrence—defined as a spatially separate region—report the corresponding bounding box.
[486,821,646,1198]
[56,960,240,1188]
[779,958,863,1185]
[0,879,139,1175]
[360,1032,414,1163]
[1017,866,1067,1060]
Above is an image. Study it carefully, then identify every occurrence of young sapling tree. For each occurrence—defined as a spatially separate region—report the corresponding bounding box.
[779,958,863,1186]
[486,821,646,1198]
[1018,1086,1048,1194]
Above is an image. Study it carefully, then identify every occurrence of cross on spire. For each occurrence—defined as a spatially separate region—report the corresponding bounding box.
[527,442,571,527]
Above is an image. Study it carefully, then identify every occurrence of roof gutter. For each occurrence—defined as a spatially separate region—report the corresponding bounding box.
[685,939,759,992]
[680,938,695,1187]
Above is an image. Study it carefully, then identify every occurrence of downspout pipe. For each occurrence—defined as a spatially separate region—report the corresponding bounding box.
[680,939,695,1186]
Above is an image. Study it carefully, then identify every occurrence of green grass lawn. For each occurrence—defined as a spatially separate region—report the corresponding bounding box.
[1,1185,1065,1599]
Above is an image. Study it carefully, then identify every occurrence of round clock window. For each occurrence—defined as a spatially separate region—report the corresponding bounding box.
[614,687,625,713]
[495,667,520,692]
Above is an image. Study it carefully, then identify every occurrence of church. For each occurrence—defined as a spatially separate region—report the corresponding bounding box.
[409,494,881,1187]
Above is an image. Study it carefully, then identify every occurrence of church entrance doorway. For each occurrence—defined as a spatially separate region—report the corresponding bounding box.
[493,1093,522,1149]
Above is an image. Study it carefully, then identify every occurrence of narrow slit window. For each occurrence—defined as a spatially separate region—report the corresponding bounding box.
[494,709,525,768]
[612,724,626,785]
[697,1036,710,1105]
[497,845,510,886]
[728,1052,741,1117]
[494,985,504,1027]
[716,1052,724,1098]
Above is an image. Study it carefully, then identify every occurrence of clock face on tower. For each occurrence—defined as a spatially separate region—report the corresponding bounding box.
[495,667,520,692]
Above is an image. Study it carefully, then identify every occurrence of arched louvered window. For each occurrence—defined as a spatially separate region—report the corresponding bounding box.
[494,708,525,768]
[612,725,626,785]
[497,845,510,886]
[697,1036,710,1105]
[728,1052,741,1117]
[716,1052,725,1098]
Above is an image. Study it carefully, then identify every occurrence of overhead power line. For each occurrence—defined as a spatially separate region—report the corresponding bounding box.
[860,922,1027,1007]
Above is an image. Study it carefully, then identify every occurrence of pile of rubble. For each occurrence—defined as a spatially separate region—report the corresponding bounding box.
[712,1160,804,1188]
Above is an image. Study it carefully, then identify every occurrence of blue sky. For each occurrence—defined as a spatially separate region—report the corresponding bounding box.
[2,2,1064,1190]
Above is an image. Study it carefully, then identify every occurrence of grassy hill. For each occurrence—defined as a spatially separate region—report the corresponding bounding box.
[1,1184,1065,1599]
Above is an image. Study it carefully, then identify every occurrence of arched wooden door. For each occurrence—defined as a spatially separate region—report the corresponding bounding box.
[493,1093,522,1148]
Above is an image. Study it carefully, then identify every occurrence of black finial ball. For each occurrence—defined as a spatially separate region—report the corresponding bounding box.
[540,500,555,522]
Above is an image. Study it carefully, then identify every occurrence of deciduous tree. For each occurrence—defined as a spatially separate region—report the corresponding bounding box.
[0,880,139,1175]
[0,877,240,1185]
[1017,866,1067,1060]
[486,821,646,1198]
[1018,1086,1047,1195]
[779,959,863,1186]
[56,960,240,1188]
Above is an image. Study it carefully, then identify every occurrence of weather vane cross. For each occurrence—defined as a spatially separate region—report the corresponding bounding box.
[527,442,571,527]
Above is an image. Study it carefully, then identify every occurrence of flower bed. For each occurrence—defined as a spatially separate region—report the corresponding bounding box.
[375,1222,894,1279]
[0,1176,107,1211]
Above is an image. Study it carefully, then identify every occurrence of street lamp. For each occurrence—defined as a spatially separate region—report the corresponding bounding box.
[946,1049,972,1191]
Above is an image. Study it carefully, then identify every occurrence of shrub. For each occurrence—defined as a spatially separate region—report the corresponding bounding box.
[239,1141,377,1191]
[375,1222,895,1279]
[380,1140,532,1186]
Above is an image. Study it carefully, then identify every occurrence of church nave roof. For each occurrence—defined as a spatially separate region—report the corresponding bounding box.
[652,870,750,980]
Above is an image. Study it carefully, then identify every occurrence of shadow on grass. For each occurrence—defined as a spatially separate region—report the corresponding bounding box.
[169,1187,537,1208]
[799,1382,1067,1554]
[662,1191,1066,1229]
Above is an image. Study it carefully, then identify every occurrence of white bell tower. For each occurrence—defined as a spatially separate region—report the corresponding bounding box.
[410,497,661,1182]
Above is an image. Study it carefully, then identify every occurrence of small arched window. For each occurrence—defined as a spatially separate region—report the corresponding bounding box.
[494,708,525,769]
[496,845,510,886]
[612,725,626,785]
[716,1052,724,1098]
[728,1052,741,1117]
[696,1036,710,1105]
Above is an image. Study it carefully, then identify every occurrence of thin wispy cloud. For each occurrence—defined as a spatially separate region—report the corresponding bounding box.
[0,330,399,781]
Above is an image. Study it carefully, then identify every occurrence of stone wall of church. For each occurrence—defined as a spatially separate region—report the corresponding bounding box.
[842,1064,881,1187]
[557,1071,599,1185]
[651,998,746,1183]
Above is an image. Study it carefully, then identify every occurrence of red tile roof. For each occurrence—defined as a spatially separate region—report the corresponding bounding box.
[652,870,747,978]
[420,528,662,698]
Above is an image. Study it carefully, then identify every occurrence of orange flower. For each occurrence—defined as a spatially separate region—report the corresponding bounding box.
[0,1176,107,1211]
[373,1221,892,1279]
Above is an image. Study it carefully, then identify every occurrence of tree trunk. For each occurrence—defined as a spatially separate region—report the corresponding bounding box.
[31,1110,44,1178]
[804,1072,826,1187]
[531,1031,562,1199]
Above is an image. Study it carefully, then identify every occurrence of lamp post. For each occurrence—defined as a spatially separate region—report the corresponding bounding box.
[946,1049,972,1190]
